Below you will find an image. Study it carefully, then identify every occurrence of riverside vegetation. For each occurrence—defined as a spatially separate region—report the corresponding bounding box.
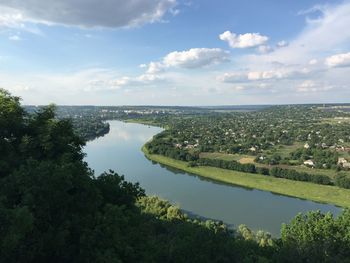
[3,89,350,262]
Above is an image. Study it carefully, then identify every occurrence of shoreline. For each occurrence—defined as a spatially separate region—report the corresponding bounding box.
[142,145,350,208]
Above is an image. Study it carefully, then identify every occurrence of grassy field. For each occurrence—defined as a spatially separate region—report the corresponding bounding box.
[143,146,350,208]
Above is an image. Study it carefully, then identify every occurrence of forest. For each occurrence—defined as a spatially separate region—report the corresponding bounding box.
[2,89,350,262]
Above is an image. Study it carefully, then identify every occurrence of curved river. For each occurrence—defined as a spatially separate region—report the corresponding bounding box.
[84,120,341,236]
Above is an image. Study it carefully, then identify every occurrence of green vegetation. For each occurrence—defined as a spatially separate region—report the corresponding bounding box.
[143,147,350,208]
[3,89,350,262]
[25,105,110,141]
[142,103,350,202]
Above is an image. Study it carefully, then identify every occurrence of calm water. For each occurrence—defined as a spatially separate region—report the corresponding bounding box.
[84,120,341,236]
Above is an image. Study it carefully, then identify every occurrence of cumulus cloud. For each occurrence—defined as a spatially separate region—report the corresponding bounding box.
[142,48,230,74]
[297,80,333,93]
[0,0,176,28]
[163,48,230,68]
[325,52,350,68]
[219,31,268,48]
[219,68,309,83]
[146,62,164,74]
[217,1,350,101]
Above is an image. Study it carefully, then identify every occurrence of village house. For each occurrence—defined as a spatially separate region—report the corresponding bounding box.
[249,146,257,152]
[338,157,350,169]
[338,157,348,165]
[303,159,315,167]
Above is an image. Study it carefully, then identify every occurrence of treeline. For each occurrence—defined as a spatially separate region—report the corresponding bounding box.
[146,136,199,162]
[71,117,110,141]
[335,173,350,189]
[269,167,331,185]
[192,158,334,187]
[196,158,265,174]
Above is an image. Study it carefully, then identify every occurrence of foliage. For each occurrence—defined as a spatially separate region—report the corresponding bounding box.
[280,210,350,262]
[2,90,350,262]
[270,167,332,185]
[335,173,350,189]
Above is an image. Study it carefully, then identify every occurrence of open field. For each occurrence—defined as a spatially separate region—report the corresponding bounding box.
[265,143,304,158]
[143,146,350,208]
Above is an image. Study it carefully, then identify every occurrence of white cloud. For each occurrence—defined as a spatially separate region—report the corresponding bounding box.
[217,1,350,102]
[219,31,268,48]
[143,48,230,74]
[309,59,318,65]
[146,61,164,74]
[217,72,246,83]
[297,80,316,92]
[276,40,288,48]
[0,6,24,27]
[325,52,350,68]
[297,80,333,93]
[249,2,350,65]
[0,0,176,28]
[9,34,21,41]
[219,68,309,83]
[163,48,230,68]
[107,73,165,90]
[257,45,273,54]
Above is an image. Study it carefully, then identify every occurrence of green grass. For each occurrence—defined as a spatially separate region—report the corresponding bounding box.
[199,152,247,161]
[267,143,304,158]
[142,146,350,208]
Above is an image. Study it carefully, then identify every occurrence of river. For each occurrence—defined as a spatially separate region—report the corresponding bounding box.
[84,120,341,236]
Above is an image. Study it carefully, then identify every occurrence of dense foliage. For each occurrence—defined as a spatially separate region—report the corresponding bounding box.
[2,89,350,262]
[26,105,110,142]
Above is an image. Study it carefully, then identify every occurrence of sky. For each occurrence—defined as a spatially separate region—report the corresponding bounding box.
[0,0,349,106]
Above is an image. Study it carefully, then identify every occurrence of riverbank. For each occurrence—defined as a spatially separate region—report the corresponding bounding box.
[142,146,350,208]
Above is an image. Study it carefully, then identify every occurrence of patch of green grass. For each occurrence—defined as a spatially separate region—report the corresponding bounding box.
[267,143,304,159]
[143,146,350,208]
[199,152,246,161]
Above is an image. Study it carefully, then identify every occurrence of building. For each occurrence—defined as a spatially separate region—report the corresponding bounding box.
[303,160,315,167]
[338,157,348,165]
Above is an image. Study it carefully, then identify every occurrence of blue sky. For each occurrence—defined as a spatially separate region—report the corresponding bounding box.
[0,0,349,105]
